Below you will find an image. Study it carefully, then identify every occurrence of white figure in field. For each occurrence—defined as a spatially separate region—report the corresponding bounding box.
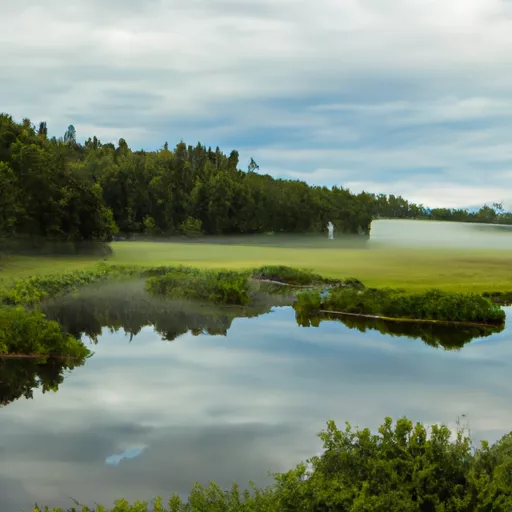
[327,221,334,240]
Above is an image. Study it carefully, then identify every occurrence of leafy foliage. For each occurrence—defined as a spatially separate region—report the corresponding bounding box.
[295,287,506,324]
[146,269,252,305]
[0,307,90,357]
[0,114,372,240]
[482,290,512,306]
[179,216,203,237]
[29,418,512,511]
[2,114,511,244]
[372,194,512,224]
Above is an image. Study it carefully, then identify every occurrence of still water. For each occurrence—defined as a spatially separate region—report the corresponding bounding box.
[1,281,511,511]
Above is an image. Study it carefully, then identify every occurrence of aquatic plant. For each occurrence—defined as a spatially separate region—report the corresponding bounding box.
[295,287,506,325]
[482,290,512,306]
[0,307,90,358]
[28,417,512,511]
[146,269,252,305]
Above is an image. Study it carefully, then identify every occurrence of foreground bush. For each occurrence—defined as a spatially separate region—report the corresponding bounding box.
[296,287,506,325]
[30,417,512,511]
[146,269,252,305]
[0,307,90,358]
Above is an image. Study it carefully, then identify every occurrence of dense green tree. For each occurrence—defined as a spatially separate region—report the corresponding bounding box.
[0,115,117,241]
[1,113,510,242]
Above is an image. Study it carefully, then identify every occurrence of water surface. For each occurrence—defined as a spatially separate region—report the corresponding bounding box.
[1,285,511,511]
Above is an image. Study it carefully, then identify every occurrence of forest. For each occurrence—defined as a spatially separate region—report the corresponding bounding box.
[1,113,511,243]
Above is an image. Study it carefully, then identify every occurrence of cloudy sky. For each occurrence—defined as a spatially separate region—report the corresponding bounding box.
[2,0,512,208]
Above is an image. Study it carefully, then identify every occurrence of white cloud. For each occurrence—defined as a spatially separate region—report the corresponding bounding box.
[1,0,512,206]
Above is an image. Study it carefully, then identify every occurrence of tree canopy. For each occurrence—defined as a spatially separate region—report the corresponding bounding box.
[1,114,510,242]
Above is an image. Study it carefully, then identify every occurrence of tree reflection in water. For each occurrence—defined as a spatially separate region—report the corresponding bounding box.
[2,279,499,407]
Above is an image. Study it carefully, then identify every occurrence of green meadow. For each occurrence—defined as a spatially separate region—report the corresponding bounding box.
[2,240,511,293]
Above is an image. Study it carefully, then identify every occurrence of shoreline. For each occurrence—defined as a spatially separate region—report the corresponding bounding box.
[317,309,505,328]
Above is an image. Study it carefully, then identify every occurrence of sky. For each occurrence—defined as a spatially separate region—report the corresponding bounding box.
[1,0,512,208]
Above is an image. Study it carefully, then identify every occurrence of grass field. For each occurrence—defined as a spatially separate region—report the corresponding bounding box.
[1,240,511,293]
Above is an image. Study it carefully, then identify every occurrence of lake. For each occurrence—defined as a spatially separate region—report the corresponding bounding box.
[1,278,511,512]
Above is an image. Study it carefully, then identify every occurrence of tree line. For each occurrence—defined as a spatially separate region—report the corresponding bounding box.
[372,194,512,225]
[1,114,510,242]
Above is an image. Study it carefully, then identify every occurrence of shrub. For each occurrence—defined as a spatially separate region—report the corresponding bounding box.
[0,307,90,358]
[146,269,251,305]
[179,216,203,237]
[295,290,322,312]
[294,287,506,324]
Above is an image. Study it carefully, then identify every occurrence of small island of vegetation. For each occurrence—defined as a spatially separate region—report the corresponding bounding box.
[295,286,506,326]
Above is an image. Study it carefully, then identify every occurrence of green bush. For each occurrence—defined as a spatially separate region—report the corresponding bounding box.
[0,307,90,358]
[29,417,512,511]
[295,290,322,311]
[146,269,251,305]
[179,216,203,237]
[296,287,506,324]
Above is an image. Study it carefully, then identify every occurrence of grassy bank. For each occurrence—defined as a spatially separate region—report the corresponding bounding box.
[26,417,512,511]
[2,240,512,292]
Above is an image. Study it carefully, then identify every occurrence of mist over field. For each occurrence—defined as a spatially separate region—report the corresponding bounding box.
[369,219,512,250]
